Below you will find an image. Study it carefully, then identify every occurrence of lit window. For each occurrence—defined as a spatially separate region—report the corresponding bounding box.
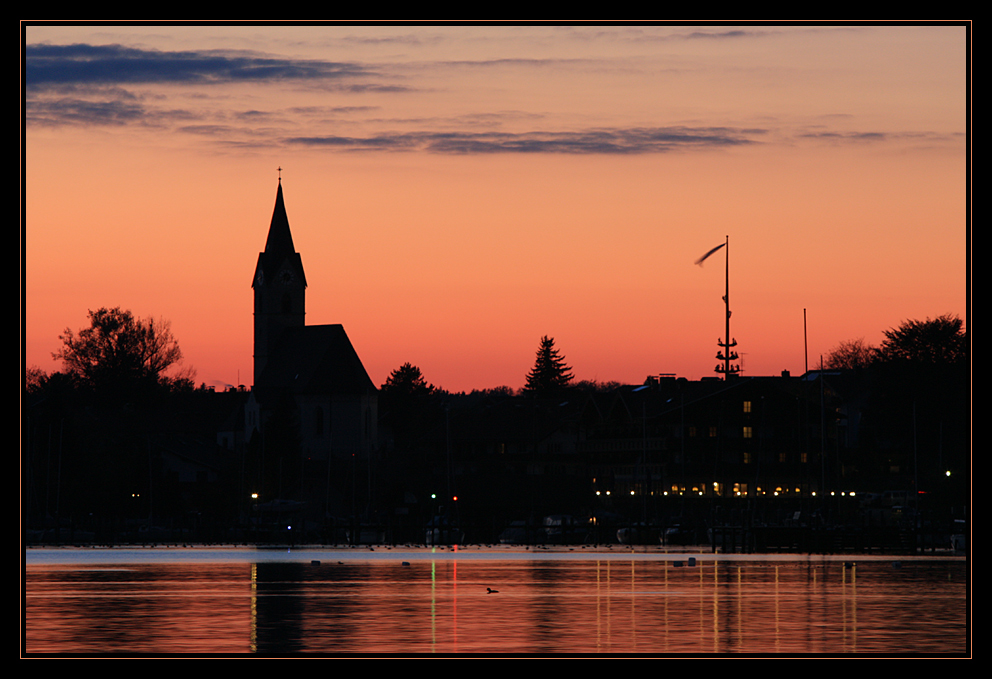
[743,400,752,413]
[743,426,753,439]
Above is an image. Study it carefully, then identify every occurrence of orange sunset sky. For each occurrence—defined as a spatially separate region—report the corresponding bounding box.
[22,23,970,394]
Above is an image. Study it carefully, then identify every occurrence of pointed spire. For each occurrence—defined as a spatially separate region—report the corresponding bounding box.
[264,181,296,257]
[253,177,307,289]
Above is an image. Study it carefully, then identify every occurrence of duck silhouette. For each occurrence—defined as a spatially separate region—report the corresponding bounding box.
[487,587,499,594]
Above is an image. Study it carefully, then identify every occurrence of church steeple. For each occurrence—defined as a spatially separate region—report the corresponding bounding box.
[253,179,307,387]
[262,181,297,261]
[253,179,307,290]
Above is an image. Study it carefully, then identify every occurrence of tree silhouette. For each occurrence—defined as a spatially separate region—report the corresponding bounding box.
[824,337,877,370]
[379,362,440,442]
[53,307,192,396]
[856,314,968,492]
[876,314,967,366]
[524,336,573,395]
[381,362,435,398]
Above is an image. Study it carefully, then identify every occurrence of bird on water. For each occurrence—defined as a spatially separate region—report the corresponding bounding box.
[487,588,499,594]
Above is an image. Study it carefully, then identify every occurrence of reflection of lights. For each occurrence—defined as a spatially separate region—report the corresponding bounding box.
[250,563,257,653]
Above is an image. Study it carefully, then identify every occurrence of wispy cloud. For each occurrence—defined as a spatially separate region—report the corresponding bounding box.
[286,126,765,154]
[25,43,377,88]
[25,39,945,155]
[27,96,148,126]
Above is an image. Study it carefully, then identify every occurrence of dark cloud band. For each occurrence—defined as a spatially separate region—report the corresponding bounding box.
[26,43,373,87]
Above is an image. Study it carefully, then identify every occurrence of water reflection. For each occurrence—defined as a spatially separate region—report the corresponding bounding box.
[25,556,967,655]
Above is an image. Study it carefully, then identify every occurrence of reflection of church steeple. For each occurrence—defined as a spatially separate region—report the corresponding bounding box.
[253,179,307,386]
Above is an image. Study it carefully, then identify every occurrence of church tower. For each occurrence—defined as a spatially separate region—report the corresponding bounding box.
[252,179,307,386]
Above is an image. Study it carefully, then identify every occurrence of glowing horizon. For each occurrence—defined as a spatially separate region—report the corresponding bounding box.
[23,23,969,394]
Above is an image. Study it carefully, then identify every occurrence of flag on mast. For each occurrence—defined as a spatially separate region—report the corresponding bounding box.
[695,242,726,266]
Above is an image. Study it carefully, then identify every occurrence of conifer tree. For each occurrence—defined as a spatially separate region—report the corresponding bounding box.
[524,336,573,395]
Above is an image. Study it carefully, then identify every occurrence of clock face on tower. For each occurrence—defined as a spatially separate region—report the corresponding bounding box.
[280,269,296,285]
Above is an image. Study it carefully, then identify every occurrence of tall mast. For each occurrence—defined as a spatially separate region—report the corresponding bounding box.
[715,235,739,378]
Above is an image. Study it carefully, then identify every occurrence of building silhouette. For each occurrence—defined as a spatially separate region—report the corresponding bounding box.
[245,180,377,509]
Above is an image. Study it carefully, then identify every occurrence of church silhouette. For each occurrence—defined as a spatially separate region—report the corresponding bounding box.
[244,180,377,503]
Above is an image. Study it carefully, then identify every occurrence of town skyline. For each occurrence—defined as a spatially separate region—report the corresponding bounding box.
[23,22,969,394]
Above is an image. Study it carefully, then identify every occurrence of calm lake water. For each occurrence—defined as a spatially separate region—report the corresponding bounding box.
[24,547,969,656]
